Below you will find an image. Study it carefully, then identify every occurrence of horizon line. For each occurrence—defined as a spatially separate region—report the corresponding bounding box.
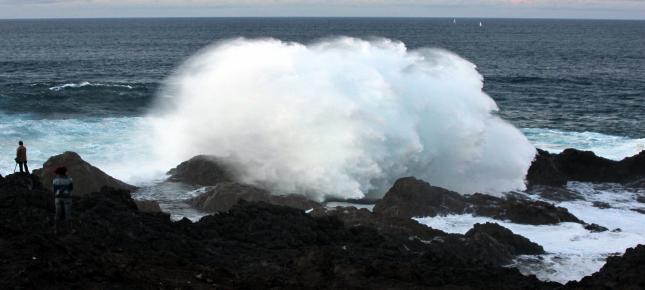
[1,16,644,21]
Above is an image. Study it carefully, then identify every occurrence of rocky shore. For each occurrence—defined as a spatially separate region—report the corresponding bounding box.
[1,148,643,289]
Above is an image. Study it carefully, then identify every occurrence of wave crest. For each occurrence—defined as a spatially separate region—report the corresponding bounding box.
[49,82,133,91]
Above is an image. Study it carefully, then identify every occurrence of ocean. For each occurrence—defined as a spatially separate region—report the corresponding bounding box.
[1,18,644,283]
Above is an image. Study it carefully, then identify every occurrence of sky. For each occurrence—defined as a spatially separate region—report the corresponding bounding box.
[0,0,643,20]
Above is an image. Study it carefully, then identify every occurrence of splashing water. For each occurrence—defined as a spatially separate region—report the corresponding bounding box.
[145,37,536,201]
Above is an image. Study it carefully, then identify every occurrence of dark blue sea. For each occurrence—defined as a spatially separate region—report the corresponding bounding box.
[2,18,644,132]
[1,18,645,283]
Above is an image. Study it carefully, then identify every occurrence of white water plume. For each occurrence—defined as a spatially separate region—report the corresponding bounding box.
[146,37,536,201]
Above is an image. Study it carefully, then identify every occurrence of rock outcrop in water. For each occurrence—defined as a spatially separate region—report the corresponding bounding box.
[167,155,236,186]
[189,182,319,212]
[527,148,645,187]
[566,245,645,290]
[526,149,568,187]
[374,177,582,225]
[312,206,544,267]
[33,151,137,195]
[1,173,559,289]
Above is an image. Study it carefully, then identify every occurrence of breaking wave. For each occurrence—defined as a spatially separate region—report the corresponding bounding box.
[145,37,537,201]
[49,82,133,91]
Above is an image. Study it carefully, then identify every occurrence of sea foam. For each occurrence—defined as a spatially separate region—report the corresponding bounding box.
[523,128,645,160]
[145,37,536,201]
[415,182,645,283]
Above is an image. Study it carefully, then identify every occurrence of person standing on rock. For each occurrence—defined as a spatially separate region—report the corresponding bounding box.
[53,167,74,234]
[15,141,29,174]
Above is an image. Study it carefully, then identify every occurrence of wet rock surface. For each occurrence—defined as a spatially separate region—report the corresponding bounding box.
[134,199,162,213]
[526,185,583,202]
[637,195,645,204]
[465,222,545,256]
[1,173,559,290]
[189,182,320,213]
[527,149,645,187]
[584,223,609,233]
[526,149,568,187]
[2,173,644,289]
[312,207,544,267]
[627,178,645,189]
[166,155,236,186]
[32,151,137,196]
[374,177,582,225]
[566,245,645,290]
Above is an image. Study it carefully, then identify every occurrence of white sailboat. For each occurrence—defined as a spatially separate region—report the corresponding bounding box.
[479,21,483,27]
[453,18,456,24]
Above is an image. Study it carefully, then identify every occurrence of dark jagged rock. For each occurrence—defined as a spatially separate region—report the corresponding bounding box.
[167,155,235,186]
[374,177,582,225]
[566,245,645,290]
[465,222,544,256]
[526,149,568,187]
[627,178,645,189]
[312,207,544,267]
[32,151,137,196]
[527,149,645,186]
[556,149,645,183]
[189,182,320,212]
[373,177,467,218]
[0,172,44,192]
[1,174,561,290]
[527,185,583,202]
[637,195,645,204]
[592,201,611,209]
[134,199,162,213]
[466,193,582,225]
[584,223,609,233]
[631,208,645,215]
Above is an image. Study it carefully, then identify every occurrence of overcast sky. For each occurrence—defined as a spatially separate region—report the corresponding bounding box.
[0,0,644,20]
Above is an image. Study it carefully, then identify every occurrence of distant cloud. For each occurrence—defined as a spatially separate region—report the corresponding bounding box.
[1,0,643,19]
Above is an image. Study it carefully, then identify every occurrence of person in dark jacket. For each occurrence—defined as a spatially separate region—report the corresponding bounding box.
[15,141,28,174]
[53,167,73,234]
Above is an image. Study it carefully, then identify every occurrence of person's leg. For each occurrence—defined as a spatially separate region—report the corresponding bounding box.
[54,198,62,234]
[64,198,72,233]
[64,199,72,220]
[23,162,28,174]
[18,162,24,173]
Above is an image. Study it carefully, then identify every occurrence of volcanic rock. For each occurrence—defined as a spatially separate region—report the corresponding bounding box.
[527,185,583,202]
[2,173,562,289]
[313,206,545,266]
[592,201,611,209]
[637,195,645,204]
[189,182,319,212]
[374,177,582,225]
[631,208,645,215]
[32,151,137,196]
[466,193,582,225]
[556,149,645,183]
[0,172,44,192]
[373,177,467,218]
[526,149,567,187]
[584,223,609,233]
[527,149,645,186]
[465,222,544,256]
[134,200,162,213]
[627,178,645,189]
[566,245,645,290]
[167,155,235,186]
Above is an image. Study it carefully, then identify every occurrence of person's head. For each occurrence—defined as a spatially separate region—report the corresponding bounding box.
[18,140,23,146]
[54,167,67,176]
